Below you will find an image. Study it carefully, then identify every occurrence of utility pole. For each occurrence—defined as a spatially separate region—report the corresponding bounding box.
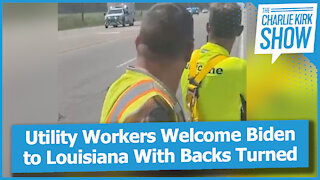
[81,3,84,22]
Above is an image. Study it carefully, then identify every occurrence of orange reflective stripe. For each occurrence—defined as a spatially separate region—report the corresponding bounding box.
[105,79,154,123]
[154,88,174,106]
[116,88,174,123]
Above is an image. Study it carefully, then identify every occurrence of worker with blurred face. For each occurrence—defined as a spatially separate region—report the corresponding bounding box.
[100,3,194,123]
[181,3,246,121]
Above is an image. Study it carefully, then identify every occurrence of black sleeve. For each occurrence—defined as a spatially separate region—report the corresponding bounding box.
[147,106,175,122]
[145,95,176,122]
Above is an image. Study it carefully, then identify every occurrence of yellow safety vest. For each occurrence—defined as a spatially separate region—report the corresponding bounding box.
[186,50,228,121]
[181,42,247,121]
[100,67,185,123]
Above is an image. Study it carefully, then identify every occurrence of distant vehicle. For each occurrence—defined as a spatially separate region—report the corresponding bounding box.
[104,3,135,28]
[202,8,208,13]
[192,7,199,15]
[186,7,199,15]
[186,7,193,14]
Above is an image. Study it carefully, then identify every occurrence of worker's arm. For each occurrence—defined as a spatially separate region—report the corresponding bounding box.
[239,59,247,100]
[123,95,176,123]
[239,59,247,120]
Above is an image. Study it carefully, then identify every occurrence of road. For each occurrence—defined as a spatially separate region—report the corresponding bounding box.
[58,13,208,124]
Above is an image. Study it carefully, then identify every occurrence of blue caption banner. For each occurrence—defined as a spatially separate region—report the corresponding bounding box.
[12,120,309,173]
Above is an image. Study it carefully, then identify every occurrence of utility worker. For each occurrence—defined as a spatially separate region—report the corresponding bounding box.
[100,3,194,123]
[181,3,246,121]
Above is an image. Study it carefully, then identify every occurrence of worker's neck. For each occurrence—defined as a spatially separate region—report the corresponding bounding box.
[209,37,235,53]
[135,56,182,94]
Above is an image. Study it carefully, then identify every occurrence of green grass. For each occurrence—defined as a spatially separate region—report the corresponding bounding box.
[134,10,146,21]
[58,11,147,31]
[58,13,105,31]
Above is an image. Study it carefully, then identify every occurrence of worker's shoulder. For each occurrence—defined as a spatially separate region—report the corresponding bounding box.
[108,70,149,92]
[107,73,131,93]
[225,56,246,64]
[190,49,201,58]
[124,95,175,123]
[192,49,201,54]
[222,56,246,68]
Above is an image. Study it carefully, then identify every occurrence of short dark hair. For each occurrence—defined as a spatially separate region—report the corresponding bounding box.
[209,3,242,38]
[139,3,194,58]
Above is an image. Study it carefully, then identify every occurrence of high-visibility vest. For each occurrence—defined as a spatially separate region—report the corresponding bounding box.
[100,67,185,123]
[181,42,247,122]
[186,50,228,121]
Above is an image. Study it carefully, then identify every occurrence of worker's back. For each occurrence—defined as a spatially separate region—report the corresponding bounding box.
[181,42,246,121]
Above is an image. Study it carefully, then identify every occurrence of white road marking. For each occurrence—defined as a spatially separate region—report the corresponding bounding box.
[97,31,120,35]
[116,58,136,68]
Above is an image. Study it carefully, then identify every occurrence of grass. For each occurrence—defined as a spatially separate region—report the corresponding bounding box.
[58,11,147,31]
[58,13,105,31]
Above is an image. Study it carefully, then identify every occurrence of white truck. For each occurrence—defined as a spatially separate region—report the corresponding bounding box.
[104,3,135,28]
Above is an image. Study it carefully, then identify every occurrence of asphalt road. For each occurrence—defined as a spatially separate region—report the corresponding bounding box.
[58,13,210,124]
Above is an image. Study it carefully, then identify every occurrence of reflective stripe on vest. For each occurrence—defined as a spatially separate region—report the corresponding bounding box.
[105,79,183,123]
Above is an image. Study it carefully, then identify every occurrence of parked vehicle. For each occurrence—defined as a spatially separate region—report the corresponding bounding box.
[104,3,135,28]
[202,8,209,13]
